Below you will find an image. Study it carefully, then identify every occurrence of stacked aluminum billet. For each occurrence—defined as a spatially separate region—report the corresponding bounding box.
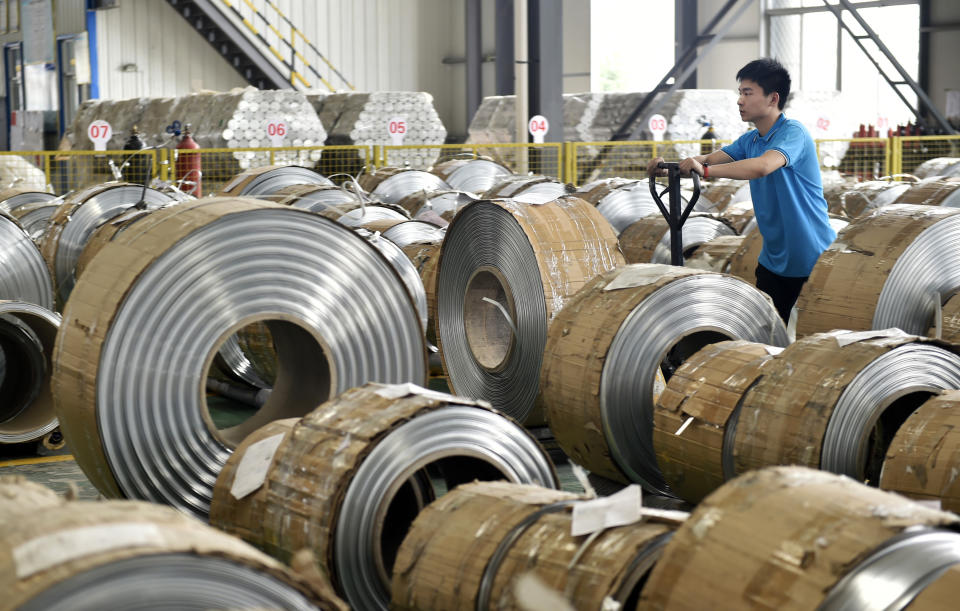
[308,91,448,169]
[63,88,328,179]
[0,156,49,192]
[784,90,860,168]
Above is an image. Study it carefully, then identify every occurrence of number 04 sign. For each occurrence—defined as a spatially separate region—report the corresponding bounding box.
[528,115,549,143]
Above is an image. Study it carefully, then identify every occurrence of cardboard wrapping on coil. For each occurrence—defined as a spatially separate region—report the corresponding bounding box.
[829,181,910,218]
[573,177,640,206]
[0,476,62,516]
[732,331,937,475]
[391,481,672,611]
[698,179,749,213]
[727,227,763,283]
[653,341,774,503]
[0,494,332,610]
[718,200,755,233]
[210,385,498,584]
[880,391,960,512]
[685,234,745,274]
[934,292,960,343]
[639,466,960,611]
[74,207,154,278]
[356,166,411,193]
[216,164,308,197]
[541,266,707,482]
[402,242,441,345]
[52,197,286,498]
[893,177,960,207]
[907,564,960,609]
[619,216,670,264]
[797,205,960,337]
[482,175,566,200]
[268,183,358,206]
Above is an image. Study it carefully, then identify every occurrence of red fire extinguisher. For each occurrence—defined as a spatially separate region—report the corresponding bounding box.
[176,124,202,197]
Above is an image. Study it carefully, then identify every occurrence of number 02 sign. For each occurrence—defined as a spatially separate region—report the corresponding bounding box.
[87,120,113,151]
[388,117,407,145]
[266,119,287,147]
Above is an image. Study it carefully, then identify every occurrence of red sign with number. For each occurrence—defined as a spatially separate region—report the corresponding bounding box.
[266,121,287,137]
[388,119,406,135]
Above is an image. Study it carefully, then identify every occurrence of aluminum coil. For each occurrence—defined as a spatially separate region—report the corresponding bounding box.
[698,178,750,213]
[594,183,661,235]
[363,168,451,205]
[0,301,60,444]
[914,157,960,179]
[52,197,427,518]
[893,177,960,207]
[432,158,511,193]
[482,175,569,203]
[619,214,737,264]
[1,492,333,610]
[798,205,960,336]
[218,165,333,197]
[381,220,446,249]
[397,189,477,219]
[273,183,368,211]
[211,383,557,611]
[10,201,60,241]
[437,197,623,422]
[541,265,788,494]
[719,200,755,234]
[0,188,57,215]
[355,228,429,333]
[836,180,911,218]
[41,183,175,305]
[337,205,409,227]
[0,212,53,309]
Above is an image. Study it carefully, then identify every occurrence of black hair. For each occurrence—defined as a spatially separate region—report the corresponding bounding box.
[737,58,790,110]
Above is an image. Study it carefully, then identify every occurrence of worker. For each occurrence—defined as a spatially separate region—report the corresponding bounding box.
[648,57,835,323]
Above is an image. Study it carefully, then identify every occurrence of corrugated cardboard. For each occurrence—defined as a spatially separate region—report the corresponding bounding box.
[356,166,410,193]
[699,179,748,213]
[685,235,745,274]
[402,242,441,346]
[392,481,670,611]
[718,200,755,233]
[540,265,706,482]
[893,177,960,207]
[574,178,640,206]
[639,466,960,611]
[619,216,669,264]
[653,341,773,503]
[217,165,294,196]
[934,292,960,342]
[880,391,960,512]
[907,563,960,609]
[797,205,960,337]
[74,207,153,278]
[727,229,763,284]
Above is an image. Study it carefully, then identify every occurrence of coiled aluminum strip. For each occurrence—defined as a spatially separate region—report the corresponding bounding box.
[893,177,960,208]
[0,189,57,215]
[356,228,429,333]
[699,178,750,213]
[0,212,53,309]
[44,183,175,304]
[276,183,368,212]
[216,334,272,390]
[228,166,333,197]
[875,210,960,334]
[335,405,558,610]
[337,205,409,227]
[602,272,789,493]
[720,200,756,234]
[52,199,426,518]
[840,181,911,218]
[0,301,60,443]
[18,554,320,611]
[381,220,446,249]
[595,183,662,234]
[914,157,960,179]
[482,175,568,202]
[12,202,61,241]
[818,529,960,611]
[402,190,477,219]
[650,215,738,264]
[820,343,960,478]
[369,170,451,205]
[437,158,511,193]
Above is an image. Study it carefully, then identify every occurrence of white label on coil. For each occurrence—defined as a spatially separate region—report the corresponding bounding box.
[764,346,785,356]
[372,382,492,409]
[265,119,287,147]
[230,432,286,500]
[833,328,911,348]
[638,506,690,524]
[387,116,407,146]
[603,264,676,291]
[87,119,112,151]
[528,114,549,144]
[571,485,643,537]
[14,523,164,578]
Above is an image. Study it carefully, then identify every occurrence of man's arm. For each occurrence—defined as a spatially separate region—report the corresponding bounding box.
[648,150,735,176]
[679,150,786,180]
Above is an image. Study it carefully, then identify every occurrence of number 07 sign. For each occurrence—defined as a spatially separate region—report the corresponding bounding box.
[87,120,113,151]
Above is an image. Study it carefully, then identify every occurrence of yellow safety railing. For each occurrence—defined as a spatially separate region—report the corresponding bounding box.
[374,143,565,181]
[893,135,960,177]
[566,139,733,186]
[0,150,162,195]
[816,138,890,180]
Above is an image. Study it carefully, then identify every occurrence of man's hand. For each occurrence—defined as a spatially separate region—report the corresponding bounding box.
[678,157,704,177]
[647,156,666,177]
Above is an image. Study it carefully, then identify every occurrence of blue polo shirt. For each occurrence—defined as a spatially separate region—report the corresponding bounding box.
[721,113,835,277]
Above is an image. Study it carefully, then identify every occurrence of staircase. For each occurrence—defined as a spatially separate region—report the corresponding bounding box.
[165,0,353,92]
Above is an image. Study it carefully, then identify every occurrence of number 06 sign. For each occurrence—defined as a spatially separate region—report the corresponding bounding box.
[266,119,287,147]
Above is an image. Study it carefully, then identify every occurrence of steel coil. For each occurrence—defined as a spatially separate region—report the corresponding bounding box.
[0,212,53,309]
[218,165,332,197]
[894,177,960,207]
[41,183,175,305]
[541,264,788,494]
[432,158,512,193]
[381,220,446,249]
[482,175,569,203]
[734,330,960,483]
[337,205,409,227]
[362,168,451,205]
[396,189,477,220]
[798,204,960,336]
[836,180,911,218]
[52,197,427,518]
[0,490,333,610]
[437,197,623,422]
[0,188,57,215]
[211,383,557,611]
[639,466,960,611]
[273,182,368,211]
[914,157,960,179]
[12,201,61,241]
[356,228,429,333]
[0,301,60,444]
[595,183,661,234]
[619,214,736,264]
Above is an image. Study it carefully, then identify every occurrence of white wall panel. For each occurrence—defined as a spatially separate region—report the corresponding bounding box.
[696,0,761,90]
[94,0,245,100]
[54,0,86,35]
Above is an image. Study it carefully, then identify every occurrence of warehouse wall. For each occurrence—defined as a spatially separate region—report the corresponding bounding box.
[695,0,762,91]
[928,1,960,123]
[94,0,246,100]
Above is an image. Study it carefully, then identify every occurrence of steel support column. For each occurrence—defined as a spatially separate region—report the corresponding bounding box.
[528,0,562,143]
[466,0,483,126]
[495,0,515,95]
[676,0,698,89]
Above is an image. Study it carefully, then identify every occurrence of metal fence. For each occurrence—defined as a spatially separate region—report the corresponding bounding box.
[1,137,956,196]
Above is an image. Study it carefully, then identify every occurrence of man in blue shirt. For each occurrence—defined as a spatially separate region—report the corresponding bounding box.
[648,58,836,322]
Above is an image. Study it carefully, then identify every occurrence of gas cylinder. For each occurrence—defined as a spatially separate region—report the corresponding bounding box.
[175,124,202,197]
[700,122,717,157]
[123,125,150,186]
